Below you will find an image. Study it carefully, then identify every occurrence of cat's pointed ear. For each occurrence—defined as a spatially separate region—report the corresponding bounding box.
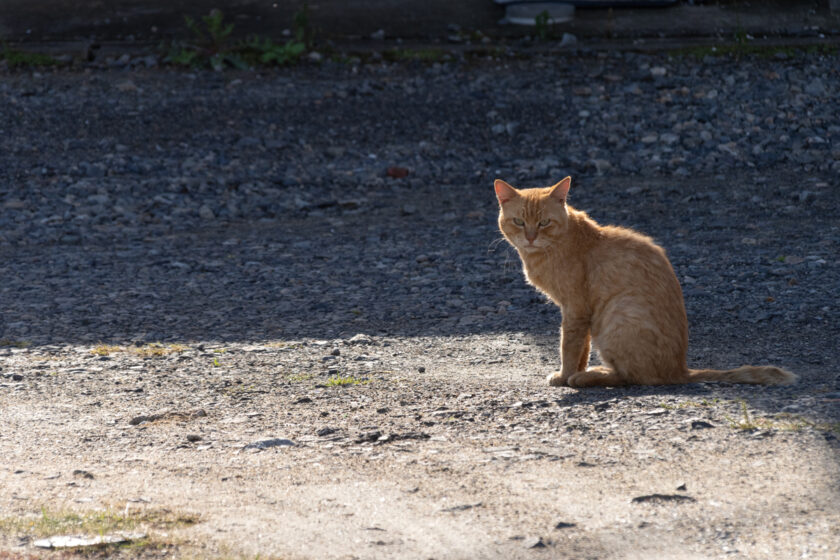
[494,179,519,205]
[549,176,572,203]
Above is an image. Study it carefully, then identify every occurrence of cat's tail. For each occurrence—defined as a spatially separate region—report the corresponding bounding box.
[687,365,797,386]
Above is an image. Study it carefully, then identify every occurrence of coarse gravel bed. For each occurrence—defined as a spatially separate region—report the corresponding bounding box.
[0,47,838,559]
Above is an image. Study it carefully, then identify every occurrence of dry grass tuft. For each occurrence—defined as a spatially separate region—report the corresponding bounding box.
[91,343,188,358]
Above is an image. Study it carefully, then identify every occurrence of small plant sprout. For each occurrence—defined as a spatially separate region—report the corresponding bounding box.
[534,10,552,41]
[730,400,758,430]
[164,9,307,70]
[293,1,313,48]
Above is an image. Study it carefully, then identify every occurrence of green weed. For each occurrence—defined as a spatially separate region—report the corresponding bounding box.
[324,375,368,387]
[164,9,245,70]
[240,35,305,66]
[293,1,314,49]
[1,45,57,68]
[240,1,310,67]
[534,10,551,41]
[727,400,759,430]
[163,8,307,70]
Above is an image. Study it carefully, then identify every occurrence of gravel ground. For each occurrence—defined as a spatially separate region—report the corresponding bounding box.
[1,47,839,559]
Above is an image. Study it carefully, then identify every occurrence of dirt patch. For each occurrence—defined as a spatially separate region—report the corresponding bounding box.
[2,337,839,558]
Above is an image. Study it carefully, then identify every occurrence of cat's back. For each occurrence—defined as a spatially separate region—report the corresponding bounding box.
[596,223,668,260]
[586,221,681,298]
[583,218,688,365]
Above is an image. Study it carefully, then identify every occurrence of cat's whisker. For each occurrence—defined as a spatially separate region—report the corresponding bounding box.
[503,247,519,274]
[487,236,507,253]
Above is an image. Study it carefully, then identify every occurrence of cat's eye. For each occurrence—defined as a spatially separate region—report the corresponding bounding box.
[539,219,550,227]
[512,218,524,226]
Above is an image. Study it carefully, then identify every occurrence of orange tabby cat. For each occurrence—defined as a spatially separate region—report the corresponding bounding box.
[495,176,796,388]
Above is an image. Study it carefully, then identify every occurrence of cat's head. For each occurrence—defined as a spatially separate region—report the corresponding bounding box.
[494,177,571,253]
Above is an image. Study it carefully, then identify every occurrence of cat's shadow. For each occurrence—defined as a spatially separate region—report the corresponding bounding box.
[543,377,808,429]
[526,335,803,418]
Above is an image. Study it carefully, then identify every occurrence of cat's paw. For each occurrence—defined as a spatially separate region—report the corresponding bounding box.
[546,373,567,387]
[566,373,584,388]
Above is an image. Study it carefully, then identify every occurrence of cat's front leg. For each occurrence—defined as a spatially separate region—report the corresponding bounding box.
[577,332,591,372]
[547,316,590,387]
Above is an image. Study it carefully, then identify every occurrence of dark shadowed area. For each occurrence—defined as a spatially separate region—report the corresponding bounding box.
[1,63,837,364]
[1,0,836,42]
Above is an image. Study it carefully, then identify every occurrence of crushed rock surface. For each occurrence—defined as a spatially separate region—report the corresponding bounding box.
[1,49,839,559]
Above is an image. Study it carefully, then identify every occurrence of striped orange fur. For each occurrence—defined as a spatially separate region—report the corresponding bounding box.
[495,177,796,388]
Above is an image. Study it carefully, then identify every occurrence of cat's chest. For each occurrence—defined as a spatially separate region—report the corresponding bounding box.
[521,252,580,301]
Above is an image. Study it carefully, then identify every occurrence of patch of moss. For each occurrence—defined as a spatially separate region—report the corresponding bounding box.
[1,46,57,68]
[0,339,31,348]
[324,375,368,387]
